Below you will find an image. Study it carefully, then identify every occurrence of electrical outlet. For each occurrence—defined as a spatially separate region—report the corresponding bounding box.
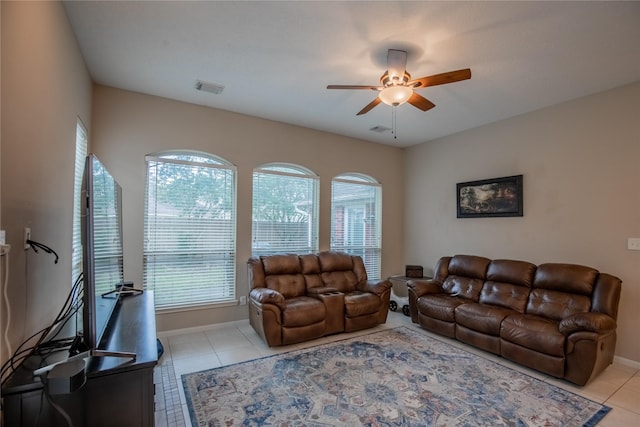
[628,238,640,251]
[239,296,247,305]
[24,227,31,250]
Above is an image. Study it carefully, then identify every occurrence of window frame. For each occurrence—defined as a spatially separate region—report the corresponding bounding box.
[330,173,382,279]
[72,119,88,284]
[143,151,237,311]
[251,162,319,257]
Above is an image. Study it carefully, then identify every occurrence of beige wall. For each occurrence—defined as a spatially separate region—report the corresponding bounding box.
[0,1,92,364]
[90,85,405,332]
[405,81,640,364]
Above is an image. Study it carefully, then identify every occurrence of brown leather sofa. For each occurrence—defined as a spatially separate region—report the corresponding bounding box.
[248,251,392,346]
[407,255,622,386]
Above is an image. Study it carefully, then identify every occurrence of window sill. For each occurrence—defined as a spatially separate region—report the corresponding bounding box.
[154,299,239,314]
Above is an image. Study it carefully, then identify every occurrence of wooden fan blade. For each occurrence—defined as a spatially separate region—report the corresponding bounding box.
[387,49,407,82]
[409,68,471,88]
[357,97,382,115]
[408,93,436,111]
[327,85,381,90]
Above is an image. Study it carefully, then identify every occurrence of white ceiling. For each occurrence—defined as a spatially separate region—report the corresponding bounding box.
[63,1,640,147]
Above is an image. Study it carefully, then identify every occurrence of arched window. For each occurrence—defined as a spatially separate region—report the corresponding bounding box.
[144,151,237,309]
[331,173,382,279]
[252,163,319,256]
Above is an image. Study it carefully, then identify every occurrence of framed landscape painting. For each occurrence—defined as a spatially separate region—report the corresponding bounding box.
[457,175,523,218]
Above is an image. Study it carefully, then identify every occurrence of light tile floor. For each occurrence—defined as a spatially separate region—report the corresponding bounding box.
[153,311,640,426]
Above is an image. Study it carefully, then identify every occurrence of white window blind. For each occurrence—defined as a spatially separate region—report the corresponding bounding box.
[331,173,382,279]
[71,120,88,284]
[144,152,237,309]
[252,164,319,256]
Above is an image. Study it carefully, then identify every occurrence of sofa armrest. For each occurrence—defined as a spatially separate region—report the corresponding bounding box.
[559,312,617,335]
[358,279,392,297]
[249,288,286,310]
[307,286,339,296]
[407,279,442,298]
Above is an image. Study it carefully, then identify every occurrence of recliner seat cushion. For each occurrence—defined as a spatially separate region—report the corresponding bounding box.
[501,314,565,357]
[281,296,326,327]
[455,303,515,335]
[417,295,468,322]
[344,292,380,317]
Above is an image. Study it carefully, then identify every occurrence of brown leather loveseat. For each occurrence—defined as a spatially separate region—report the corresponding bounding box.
[408,255,622,386]
[248,251,392,346]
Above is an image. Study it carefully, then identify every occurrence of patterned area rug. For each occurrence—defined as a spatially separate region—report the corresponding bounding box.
[182,327,610,426]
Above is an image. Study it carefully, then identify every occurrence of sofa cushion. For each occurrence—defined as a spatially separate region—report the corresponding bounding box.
[478,259,536,313]
[432,256,453,283]
[317,252,362,292]
[262,254,301,275]
[344,292,380,317]
[487,259,537,288]
[299,254,321,274]
[417,295,468,322]
[265,273,306,298]
[526,288,591,321]
[455,303,515,335]
[318,251,354,271]
[351,255,369,284]
[533,263,598,295]
[441,276,484,301]
[281,296,326,327]
[321,270,358,293]
[479,281,530,313]
[501,314,565,357]
[448,255,491,279]
[300,254,324,290]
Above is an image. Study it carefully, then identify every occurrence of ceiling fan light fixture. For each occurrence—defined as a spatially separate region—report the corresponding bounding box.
[378,85,413,106]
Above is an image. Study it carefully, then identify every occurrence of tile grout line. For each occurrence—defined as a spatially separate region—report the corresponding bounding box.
[155,360,187,426]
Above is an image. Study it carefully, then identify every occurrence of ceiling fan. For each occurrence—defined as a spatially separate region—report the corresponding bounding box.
[327,49,471,115]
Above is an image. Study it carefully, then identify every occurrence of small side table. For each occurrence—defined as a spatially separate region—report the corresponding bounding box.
[388,275,432,316]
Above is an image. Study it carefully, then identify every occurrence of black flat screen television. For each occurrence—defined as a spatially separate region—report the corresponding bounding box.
[80,154,125,351]
[33,155,134,378]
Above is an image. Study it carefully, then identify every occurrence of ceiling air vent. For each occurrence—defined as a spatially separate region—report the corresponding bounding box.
[369,125,391,134]
[194,80,224,95]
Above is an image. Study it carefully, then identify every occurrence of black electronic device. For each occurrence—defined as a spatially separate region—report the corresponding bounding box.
[29,154,135,388]
[79,154,136,359]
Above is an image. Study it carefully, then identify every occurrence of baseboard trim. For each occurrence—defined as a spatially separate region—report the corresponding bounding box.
[614,355,640,370]
[157,319,249,338]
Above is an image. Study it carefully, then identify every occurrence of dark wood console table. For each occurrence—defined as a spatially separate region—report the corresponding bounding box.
[2,291,158,426]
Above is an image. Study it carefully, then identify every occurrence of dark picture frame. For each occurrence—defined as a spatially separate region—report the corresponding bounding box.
[457,175,523,218]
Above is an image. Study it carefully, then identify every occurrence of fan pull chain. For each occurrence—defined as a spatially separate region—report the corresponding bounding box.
[392,107,397,140]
